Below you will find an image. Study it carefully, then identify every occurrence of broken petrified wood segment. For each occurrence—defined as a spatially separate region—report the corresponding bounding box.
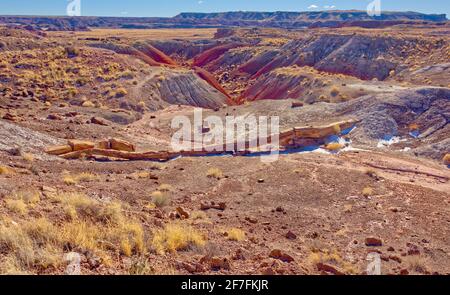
[68,140,95,151]
[109,138,135,152]
[200,201,226,211]
[45,144,73,155]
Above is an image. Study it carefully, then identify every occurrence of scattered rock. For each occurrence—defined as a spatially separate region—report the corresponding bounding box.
[200,201,226,211]
[316,263,344,275]
[285,231,297,240]
[245,216,258,224]
[91,116,108,126]
[3,112,18,121]
[389,255,402,263]
[291,101,304,108]
[206,257,231,271]
[269,249,294,263]
[400,269,409,275]
[365,237,383,247]
[406,243,420,256]
[47,114,62,120]
[176,206,190,219]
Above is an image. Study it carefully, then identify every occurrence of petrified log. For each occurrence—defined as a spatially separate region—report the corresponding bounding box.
[68,140,95,151]
[109,138,135,152]
[45,144,73,155]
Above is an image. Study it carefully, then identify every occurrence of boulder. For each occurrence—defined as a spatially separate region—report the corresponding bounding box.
[109,138,135,152]
[176,207,190,219]
[269,249,294,263]
[91,116,108,126]
[365,237,383,247]
[68,140,95,151]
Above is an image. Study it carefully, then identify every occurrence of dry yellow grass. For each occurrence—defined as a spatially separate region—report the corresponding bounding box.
[0,191,148,274]
[150,191,170,208]
[152,223,205,254]
[207,167,224,179]
[362,186,374,197]
[307,248,357,274]
[0,165,13,175]
[22,153,34,162]
[227,228,245,241]
[5,199,28,215]
[63,172,97,185]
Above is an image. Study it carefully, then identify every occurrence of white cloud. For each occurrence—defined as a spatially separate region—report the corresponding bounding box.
[198,0,204,4]
[324,5,336,9]
[308,5,319,10]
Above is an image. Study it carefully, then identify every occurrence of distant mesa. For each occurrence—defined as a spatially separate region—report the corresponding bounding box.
[0,10,447,31]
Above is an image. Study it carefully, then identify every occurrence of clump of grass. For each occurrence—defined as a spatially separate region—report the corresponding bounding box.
[152,223,205,254]
[150,191,170,208]
[207,168,224,179]
[227,228,245,241]
[190,211,208,220]
[115,87,128,98]
[0,165,13,175]
[362,186,374,197]
[307,248,357,274]
[10,190,41,205]
[65,46,79,58]
[57,193,123,224]
[5,199,28,215]
[63,172,97,185]
[22,153,34,162]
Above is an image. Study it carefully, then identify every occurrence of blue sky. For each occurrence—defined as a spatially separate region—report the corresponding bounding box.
[0,0,448,18]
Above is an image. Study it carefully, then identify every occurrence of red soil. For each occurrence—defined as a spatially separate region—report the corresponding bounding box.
[138,44,178,66]
[192,43,243,67]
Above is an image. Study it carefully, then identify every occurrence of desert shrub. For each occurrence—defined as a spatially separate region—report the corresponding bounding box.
[65,46,79,58]
[227,228,245,241]
[207,168,223,179]
[362,187,374,197]
[0,165,13,175]
[5,199,27,215]
[115,87,128,98]
[22,153,34,162]
[151,191,170,208]
[63,172,97,185]
[152,223,205,254]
